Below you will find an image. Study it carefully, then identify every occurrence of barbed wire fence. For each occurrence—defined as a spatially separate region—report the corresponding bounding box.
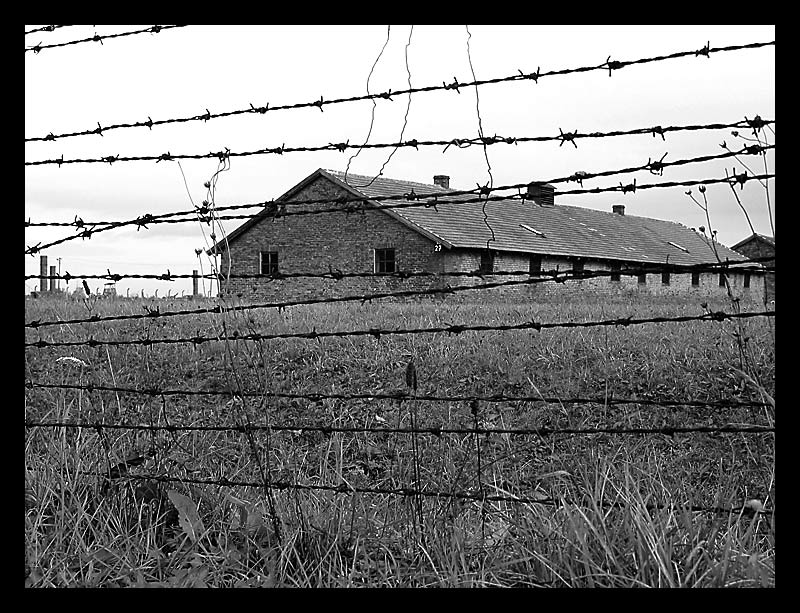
[25,30,776,565]
[24,25,188,54]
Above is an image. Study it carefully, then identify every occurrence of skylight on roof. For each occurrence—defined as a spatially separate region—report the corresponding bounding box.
[667,241,690,253]
[520,224,546,237]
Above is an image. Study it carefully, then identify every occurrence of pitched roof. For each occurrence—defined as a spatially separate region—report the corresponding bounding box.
[323,170,745,266]
[211,168,746,265]
[732,233,775,250]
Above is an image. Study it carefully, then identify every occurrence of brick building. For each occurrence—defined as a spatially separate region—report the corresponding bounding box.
[732,233,774,302]
[208,168,764,302]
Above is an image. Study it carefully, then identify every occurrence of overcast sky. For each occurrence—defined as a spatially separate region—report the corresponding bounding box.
[25,25,775,297]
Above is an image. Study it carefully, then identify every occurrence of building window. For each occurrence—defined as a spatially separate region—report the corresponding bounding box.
[529,255,542,276]
[638,271,647,285]
[662,271,670,285]
[719,273,727,287]
[610,262,621,282]
[744,272,751,288]
[573,259,584,274]
[691,271,700,286]
[260,251,279,275]
[374,248,396,273]
[480,250,494,274]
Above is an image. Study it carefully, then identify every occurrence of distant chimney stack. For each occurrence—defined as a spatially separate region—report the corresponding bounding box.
[49,266,57,292]
[40,255,48,293]
[433,175,450,189]
[612,204,625,216]
[527,182,555,207]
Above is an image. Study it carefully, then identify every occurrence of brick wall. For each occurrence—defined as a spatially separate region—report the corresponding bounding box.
[218,176,444,301]
[733,238,774,301]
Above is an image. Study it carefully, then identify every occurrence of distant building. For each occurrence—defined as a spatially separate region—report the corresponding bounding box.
[208,168,765,302]
[732,233,774,301]
[102,282,117,298]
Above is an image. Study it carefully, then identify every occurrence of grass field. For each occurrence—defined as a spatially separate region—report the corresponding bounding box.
[24,293,775,587]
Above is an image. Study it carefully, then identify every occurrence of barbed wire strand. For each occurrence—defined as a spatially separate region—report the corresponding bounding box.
[24,380,771,410]
[24,25,75,36]
[25,25,188,54]
[24,40,775,142]
[24,257,775,286]
[25,309,774,350]
[58,469,772,518]
[24,120,774,168]
[24,262,774,329]
[23,160,774,257]
[23,136,773,259]
[25,418,775,438]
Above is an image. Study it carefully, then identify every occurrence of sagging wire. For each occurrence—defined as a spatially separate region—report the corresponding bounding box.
[352,25,415,190]
[465,25,496,257]
[344,25,392,185]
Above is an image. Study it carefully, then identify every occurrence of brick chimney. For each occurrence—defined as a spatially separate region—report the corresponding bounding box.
[40,255,48,293]
[433,175,450,189]
[527,182,555,207]
[612,204,625,215]
[49,266,57,292]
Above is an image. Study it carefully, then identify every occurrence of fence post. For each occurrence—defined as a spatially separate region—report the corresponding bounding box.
[193,270,199,297]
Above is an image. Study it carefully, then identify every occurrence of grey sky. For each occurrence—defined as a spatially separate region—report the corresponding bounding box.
[25,25,775,296]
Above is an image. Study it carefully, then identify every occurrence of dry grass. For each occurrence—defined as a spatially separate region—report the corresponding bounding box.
[24,293,775,587]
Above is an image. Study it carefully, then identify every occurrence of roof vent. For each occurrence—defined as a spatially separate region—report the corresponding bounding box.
[433,175,450,189]
[527,182,555,207]
[612,204,625,215]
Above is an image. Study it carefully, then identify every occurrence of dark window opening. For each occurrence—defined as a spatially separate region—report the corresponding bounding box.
[529,255,542,276]
[662,271,670,285]
[744,272,751,288]
[375,248,396,273]
[260,251,279,275]
[573,259,585,274]
[480,250,495,274]
[638,271,647,285]
[610,262,621,282]
[719,273,727,287]
[691,271,700,286]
